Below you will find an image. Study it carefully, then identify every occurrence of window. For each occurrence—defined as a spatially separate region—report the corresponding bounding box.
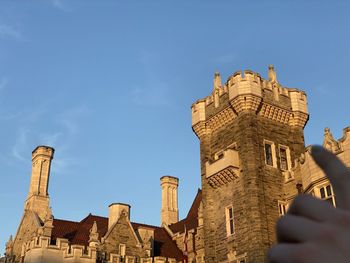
[225,206,235,236]
[119,243,126,257]
[319,184,336,207]
[279,145,291,171]
[265,144,273,166]
[264,140,276,167]
[278,201,288,216]
[279,148,288,170]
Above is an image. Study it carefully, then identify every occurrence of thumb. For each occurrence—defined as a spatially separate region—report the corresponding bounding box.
[311,145,350,210]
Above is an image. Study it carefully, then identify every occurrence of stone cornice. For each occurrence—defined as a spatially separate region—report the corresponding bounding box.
[206,107,237,132]
[230,94,262,114]
[207,167,239,189]
[258,103,292,125]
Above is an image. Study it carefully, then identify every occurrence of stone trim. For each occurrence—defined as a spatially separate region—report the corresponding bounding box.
[206,107,237,132]
[258,103,291,124]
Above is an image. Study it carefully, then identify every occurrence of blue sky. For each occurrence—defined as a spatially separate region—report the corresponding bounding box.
[1,0,350,254]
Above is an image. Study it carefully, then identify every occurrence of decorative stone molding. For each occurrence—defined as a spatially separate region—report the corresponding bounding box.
[192,67,310,140]
[258,103,291,124]
[230,94,262,114]
[289,112,309,128]
[206,107,236,132]
[205,149,240,188]
[192,122,209,139]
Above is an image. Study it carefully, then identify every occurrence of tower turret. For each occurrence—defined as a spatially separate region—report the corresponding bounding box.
[192,65,309,263]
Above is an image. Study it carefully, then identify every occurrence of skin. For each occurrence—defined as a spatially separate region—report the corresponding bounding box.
[268,145,350,263]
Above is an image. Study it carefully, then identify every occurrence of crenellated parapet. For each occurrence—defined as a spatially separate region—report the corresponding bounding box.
[227,70,263,113]
[21,236,98,262]
[20,235,179,263]
[192,65,309,138]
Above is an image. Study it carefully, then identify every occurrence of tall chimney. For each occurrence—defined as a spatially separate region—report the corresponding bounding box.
[160,176,179,225]
[108,203,131,229]
[25,146,54,220]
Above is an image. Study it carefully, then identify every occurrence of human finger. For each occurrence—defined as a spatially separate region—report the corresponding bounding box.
[311,145,350,210]
[276,214,322,243]
[287,194,337,222]
[268,243,315,263]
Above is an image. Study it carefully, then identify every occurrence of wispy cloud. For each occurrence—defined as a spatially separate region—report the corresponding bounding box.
[11,128,29,163]
[9,105,90,175]
[39,132,63,146]
[0,24,21,40]
[56,105,90,135]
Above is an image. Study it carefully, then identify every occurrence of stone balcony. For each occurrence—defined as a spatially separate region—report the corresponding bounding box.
[205,149,240,188]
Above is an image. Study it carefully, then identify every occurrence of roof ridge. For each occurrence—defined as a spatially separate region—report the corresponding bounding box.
[131,221,162,229]
[53,218,79,224]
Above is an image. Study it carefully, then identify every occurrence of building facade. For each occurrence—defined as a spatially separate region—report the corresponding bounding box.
[4,66,350,263]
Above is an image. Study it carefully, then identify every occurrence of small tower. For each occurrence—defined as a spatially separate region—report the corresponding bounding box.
[25,146,54,220]
[160,176,179,225]
[192,66,308,263]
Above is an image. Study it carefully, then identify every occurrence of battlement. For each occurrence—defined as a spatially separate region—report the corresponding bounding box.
[226,70,263,89]
[192,66,309,138]
[21,235,177,263]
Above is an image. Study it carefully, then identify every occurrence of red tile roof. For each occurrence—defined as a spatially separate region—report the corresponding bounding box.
[169,189,202,234]
[52,214,183,261]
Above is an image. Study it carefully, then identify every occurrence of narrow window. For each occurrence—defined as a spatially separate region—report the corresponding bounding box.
[319,184,336,207]
[278,201,288,216]
[225,206,235,236]
[265,143,273,166]
[280,147,288,170]
[119,243,126,257]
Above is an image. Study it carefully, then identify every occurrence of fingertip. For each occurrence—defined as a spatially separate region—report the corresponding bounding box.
[310,145,326,158]
[310,145,332,170]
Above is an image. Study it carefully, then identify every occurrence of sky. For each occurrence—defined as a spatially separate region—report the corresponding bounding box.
[0,0,350,254]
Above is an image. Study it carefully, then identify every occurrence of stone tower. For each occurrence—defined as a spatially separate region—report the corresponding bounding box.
[160,175,179,225]
[25,145,55,220]
[191,66,308,263]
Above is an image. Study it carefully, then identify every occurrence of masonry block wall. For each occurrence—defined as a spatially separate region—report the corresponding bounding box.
[192,66,308,263]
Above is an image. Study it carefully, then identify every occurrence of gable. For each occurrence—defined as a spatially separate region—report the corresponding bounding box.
[12,211,42,259]
[169,189,202,234]
[52,214,184,261]
[101,213,143,257]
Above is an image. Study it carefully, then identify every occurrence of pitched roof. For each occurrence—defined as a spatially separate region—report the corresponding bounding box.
[168,189,202,234]
[52,214,183,261]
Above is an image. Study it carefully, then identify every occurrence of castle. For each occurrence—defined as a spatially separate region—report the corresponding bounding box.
[4,66,350,263]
